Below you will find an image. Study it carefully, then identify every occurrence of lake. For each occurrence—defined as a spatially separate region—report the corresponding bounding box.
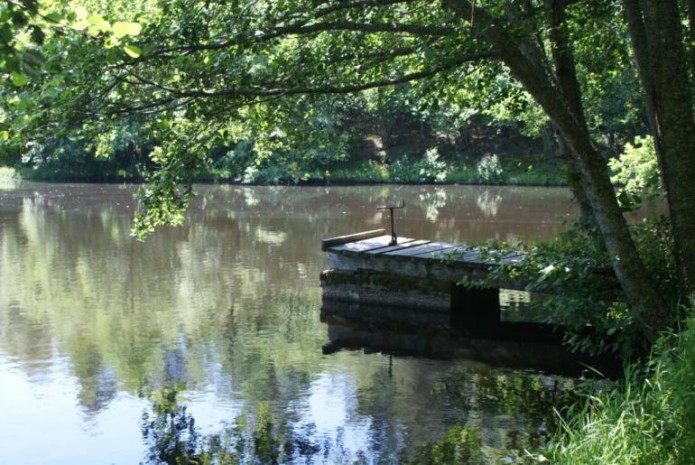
[0,183,582,464]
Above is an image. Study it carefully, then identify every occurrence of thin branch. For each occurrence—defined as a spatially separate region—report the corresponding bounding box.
[151,0,445,57]
[269,20,454,37]
[92,49,494,119]
[168,51,494,99]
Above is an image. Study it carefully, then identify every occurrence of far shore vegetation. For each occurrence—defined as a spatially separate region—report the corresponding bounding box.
[2,115,567,187]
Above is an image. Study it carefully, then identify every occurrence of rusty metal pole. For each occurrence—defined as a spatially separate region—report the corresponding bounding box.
[378,202,405,246]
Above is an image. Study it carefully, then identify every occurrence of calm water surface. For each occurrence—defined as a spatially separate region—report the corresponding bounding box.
[1,183,581,464]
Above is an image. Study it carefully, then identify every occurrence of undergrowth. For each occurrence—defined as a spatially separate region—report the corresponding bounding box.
[535,307,695,465]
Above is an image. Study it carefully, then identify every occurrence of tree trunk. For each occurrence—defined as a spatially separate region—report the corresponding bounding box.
[558,133,594,224]
[444,0,668,339]
[544,0,595,226]
[686,0,695,92]
[624,0,695,299]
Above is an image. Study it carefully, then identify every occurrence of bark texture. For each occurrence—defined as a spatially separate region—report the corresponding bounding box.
[443,0,668,339]
[544,0,594,225]
[624,0,695,299]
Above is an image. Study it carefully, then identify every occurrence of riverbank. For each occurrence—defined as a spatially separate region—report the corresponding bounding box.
[412,307,695,465]
[1,155,567,187]
[538,311,695,465]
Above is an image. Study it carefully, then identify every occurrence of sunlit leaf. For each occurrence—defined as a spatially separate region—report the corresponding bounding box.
[123,45,142,58]
[11,72,28,86]
[44,12,63,24]
[113,21,142,39]
[87,15,110,33]
[74,5,88,21]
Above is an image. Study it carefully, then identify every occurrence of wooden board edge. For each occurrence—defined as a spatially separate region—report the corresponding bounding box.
[321,229,386,251]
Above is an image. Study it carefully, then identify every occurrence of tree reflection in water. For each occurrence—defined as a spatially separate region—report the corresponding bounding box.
[140,365,574,465]
[140,387,324,465]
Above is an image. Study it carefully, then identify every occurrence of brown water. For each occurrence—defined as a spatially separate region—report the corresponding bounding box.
[0,183,582,464]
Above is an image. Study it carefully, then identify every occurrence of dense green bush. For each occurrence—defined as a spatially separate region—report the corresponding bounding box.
[389,148,449,183]
[482,219,677,359]
[609,135,662,211]
[476,154,506,184]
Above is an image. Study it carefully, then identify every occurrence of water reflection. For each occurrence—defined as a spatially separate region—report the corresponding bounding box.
[476,189,503,218]
[0,183,578,464]
[418,187,448,222]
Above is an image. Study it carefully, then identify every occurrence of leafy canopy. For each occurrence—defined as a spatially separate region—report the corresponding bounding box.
[1,0,645,237]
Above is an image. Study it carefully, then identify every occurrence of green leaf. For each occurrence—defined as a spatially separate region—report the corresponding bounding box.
[123,45,142,58]
[87,15,111,33]
[113,21,142,39]
[44,12,63,24]
[11,72,28,86]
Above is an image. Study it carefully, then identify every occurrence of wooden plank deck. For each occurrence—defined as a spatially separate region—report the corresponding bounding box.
[320,231,618,359]
[324,233,526,285]
[320,231,528,336]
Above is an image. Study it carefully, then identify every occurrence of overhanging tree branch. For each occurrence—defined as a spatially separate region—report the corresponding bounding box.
[113,51,494,112]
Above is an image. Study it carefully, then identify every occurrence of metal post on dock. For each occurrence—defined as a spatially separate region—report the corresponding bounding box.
[378,202,405,246]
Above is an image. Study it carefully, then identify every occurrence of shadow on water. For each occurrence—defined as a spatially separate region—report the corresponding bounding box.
[320,300,621,379]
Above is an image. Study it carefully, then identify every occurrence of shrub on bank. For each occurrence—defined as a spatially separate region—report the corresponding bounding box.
[0,166,17,180]
[18,160,140,182]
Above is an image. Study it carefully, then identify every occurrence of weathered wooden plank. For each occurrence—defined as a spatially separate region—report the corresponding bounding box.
[499,252,527,265]
[385,242,455,257]
[414,245,460,259]
[365,239,430,255]
[430,245,474,261]
[321,229,386,251]
[408,242,461,257]
[330,235,397,253]
[458,249,485,263]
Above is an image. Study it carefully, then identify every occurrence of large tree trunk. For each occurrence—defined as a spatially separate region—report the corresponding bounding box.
[559,133,595,224]
[624,0,695,299]
[545,0,595,226]
[443,0,668,340]
[686,0,695,92]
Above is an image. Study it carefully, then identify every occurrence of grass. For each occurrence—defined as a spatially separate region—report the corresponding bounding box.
[3,151,567,186]
[531,308,695,465]
[17,161,140,182]
[411,307,695,465]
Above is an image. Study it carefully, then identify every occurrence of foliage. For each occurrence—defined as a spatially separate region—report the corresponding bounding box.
[567,0,646,148]
[483,219,677,359]
[0,0,49,85]
[609,135,663,211]
[0,166,16,180]
[534,307,695,465]
[476,153,505,184]
[133,169,195,240]
[324,160,391,183]
[390,148,449,183]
